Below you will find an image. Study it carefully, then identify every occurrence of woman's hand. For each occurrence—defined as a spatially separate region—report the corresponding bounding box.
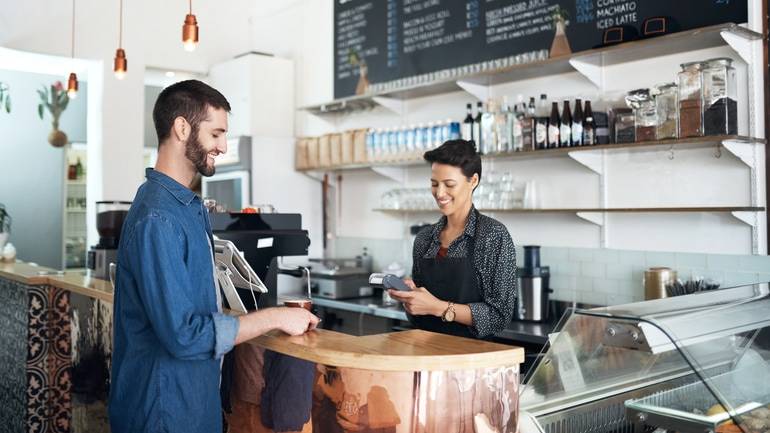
[388,286,445,317]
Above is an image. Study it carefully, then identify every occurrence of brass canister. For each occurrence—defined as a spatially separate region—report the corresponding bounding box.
[644,267,677,300]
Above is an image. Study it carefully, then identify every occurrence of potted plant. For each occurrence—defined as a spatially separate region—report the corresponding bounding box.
[0,82,10,113]
[550,5,572,58]
[0,203,11,251]
[37,81,70,148]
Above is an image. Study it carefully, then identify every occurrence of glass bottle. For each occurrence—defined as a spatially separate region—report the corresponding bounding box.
[535,94,549,149]
[702,57,738,136]
[572,98,583,146]
[522,97,535,151]
[462,103,474,141]
[654,82,679,140]
[474,101,483,148]
[480,100,498,155]
[498,97,512,153]
[677,61,704,138]
[560,100,572,147]
[548,102,560,148]
[583,100,596,145]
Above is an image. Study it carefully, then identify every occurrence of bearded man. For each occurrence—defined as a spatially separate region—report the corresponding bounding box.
[109,80,318,433]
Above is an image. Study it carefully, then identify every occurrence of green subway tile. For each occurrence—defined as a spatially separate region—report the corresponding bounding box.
[738,255,770,273]
[619,250,647,266]
[675,252,707,268]
[705,253,742,272]
[569,248,595,262]
[594,249,620,264]
[645,251,677,268]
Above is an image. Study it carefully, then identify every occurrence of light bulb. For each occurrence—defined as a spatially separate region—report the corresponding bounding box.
[113,48,127,79]
[182,13,199,52]
[67,72,79,98]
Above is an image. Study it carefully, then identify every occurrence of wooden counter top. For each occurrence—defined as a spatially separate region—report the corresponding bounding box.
[0,261,58,285]
[252,328,524,371]
[1,261,113,302]
[46,272,114,303]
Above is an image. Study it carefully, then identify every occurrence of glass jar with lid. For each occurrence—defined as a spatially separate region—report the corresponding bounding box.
[613,108,635,144]
[625,88,656,142]
[654,82,678,140]
[677,61,704,138]
[702,57,738,136]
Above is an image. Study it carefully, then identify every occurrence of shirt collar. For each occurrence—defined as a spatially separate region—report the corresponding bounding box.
[430,205,478,243]
[146,168,197,206]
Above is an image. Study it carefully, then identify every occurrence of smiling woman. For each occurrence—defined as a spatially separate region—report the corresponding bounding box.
[388,139,518,340]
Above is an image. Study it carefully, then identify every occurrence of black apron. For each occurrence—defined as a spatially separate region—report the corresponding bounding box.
[411,209,482,339]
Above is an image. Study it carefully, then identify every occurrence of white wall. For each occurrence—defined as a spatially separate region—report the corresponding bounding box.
[249,0,767,258]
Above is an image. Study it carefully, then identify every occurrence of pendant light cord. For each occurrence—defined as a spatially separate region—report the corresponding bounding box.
[118,0,123,48]
[189,0,192,15]
[71,0,76,58]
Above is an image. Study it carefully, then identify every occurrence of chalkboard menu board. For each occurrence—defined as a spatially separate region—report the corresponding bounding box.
[334,0,748,99]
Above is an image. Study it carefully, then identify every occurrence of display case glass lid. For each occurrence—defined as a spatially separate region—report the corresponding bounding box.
[521,282,770,433]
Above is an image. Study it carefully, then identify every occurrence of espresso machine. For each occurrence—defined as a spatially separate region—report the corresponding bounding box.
[515,245,552,322]
[87,201,131,280]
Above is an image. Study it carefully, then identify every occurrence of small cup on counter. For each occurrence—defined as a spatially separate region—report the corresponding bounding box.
[283,297,313,311]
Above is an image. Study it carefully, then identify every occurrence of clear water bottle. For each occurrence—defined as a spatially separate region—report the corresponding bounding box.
[373,128,384,161]
[449,121,461,140]
[415,124,425,155]
[387,128,398,160]
[396,126,407,158]
[365,128,375,161]
[406,125,416,155]
[440,119,452,144]
[431,122,442,149]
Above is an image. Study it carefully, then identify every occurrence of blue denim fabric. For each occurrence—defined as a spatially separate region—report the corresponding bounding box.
[109,168,239,433]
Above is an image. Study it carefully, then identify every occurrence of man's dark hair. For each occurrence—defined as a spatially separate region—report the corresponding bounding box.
[152,79,231,144]
[423,139,482,185]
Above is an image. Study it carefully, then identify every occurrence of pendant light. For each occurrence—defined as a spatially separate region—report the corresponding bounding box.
[67,0,79,98]
[113,0,127,79]
[182,0,199,52]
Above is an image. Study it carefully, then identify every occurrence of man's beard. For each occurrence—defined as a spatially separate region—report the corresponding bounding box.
[185,128,215,177]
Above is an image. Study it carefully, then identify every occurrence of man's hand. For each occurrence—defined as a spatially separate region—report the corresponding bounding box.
[235,306,320,344]
[274,306,320,336]
[388,286,445,317]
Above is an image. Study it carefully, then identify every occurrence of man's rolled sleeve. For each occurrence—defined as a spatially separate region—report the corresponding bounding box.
[212,313,239,359]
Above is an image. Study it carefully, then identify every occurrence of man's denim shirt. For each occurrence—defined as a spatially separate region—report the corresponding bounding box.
[109,168,239,433]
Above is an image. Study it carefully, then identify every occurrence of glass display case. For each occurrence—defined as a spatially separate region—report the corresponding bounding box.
[519,282,770,433]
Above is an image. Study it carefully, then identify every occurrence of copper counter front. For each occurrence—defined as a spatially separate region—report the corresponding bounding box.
[229,329,523,433]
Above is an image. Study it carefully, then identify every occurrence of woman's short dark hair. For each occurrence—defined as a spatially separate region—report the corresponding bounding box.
[152,79,231,144]
[423,139,482,184]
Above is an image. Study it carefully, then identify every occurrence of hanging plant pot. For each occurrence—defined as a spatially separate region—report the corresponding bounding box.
[48,127,68,148]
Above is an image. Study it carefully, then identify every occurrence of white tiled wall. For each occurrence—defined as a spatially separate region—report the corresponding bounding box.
[334,237,770,307]
[538,246,770,305]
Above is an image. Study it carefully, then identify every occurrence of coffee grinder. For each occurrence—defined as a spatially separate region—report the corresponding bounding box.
[515,245,552,322]
[87,201,131,280]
